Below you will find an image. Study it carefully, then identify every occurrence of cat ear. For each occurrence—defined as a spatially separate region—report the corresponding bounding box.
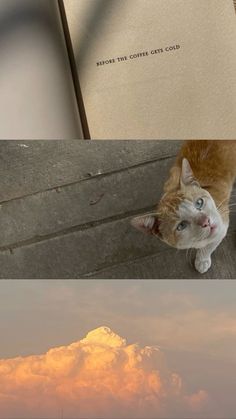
[131,215,161,236]
[181,158,199,187]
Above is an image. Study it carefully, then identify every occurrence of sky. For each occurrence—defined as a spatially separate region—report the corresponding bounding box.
[0,279,236,419]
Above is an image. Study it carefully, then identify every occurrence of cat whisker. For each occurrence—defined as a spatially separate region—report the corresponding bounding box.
[185,248,191,265]
[220,209,236,215]
[216,197,229,211]
[190,248,196,268]
[187,247,195,268]
[219,210,230,215]
[218,207,230,215]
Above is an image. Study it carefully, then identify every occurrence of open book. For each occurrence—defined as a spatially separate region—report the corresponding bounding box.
[62,0,236,140]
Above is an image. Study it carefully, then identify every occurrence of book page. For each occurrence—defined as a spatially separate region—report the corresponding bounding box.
[0,0,83,139]
[64,0,236,140]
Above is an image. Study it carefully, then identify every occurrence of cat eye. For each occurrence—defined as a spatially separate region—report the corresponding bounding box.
[195,198,204,210]
[177,221,188,231]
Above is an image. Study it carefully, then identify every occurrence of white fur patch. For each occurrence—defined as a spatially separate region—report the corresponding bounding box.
[144,216,155,229]
[176,194,228,250]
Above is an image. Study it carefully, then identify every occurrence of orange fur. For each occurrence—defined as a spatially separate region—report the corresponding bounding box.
[165,140,236,209]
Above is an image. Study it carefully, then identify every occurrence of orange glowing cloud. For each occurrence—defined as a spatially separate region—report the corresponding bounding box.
[0,327,208,418]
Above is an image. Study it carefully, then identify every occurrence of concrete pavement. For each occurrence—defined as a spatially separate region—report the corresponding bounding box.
[0,140,235,279]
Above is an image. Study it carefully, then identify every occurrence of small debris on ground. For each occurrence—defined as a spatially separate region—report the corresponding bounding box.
[89,193,105,206]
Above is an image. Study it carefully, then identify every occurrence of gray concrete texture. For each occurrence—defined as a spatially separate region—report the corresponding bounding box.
[0,140,235,279]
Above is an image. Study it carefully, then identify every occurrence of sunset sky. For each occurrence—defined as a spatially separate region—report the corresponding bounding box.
[0,280,236,418]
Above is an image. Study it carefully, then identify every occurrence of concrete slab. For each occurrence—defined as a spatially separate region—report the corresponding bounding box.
[0,157,175,248]
[86,235,236,279]
[1,210,235,279]
[0,216,168,279]
[0,140,180,201]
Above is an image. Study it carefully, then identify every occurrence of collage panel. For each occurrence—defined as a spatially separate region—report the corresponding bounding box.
[1,0,236,140]
[0,140,235,279]
[0,279,236,418]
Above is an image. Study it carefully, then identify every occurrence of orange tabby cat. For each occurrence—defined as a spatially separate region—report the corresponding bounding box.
[132,140,236,273]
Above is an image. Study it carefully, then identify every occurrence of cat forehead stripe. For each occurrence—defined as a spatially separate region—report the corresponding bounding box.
[179,200,192,211]
[177,200,194,218]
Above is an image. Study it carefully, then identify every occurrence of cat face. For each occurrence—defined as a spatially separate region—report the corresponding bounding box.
[131,159,225,250]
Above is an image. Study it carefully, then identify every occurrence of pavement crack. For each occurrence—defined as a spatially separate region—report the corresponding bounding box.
[81,247,173,278]
[0,205,156,253]
[0,153,176,206]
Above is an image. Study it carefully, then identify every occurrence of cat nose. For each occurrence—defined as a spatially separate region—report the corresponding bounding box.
[197,215,210,228]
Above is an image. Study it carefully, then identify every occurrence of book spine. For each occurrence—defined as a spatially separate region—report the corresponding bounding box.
[58,0,91,140]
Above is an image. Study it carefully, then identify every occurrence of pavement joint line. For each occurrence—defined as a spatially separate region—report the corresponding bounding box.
[0,154,176,206]
[0,212,235,255]
[82,246,180,278]
[0,205,157,253]
[81,232,236,278]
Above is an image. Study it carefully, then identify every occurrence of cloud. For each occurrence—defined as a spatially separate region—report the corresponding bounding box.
[0,327,208,418]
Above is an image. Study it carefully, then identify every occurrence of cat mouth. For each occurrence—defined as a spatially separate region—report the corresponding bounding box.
[209,224,217,236]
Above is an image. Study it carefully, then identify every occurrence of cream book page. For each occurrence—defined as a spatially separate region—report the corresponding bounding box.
[63,0,236,140]
[0,0,83,140]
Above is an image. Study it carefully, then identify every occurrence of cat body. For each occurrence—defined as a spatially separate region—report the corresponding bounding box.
[132,141,236,273]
